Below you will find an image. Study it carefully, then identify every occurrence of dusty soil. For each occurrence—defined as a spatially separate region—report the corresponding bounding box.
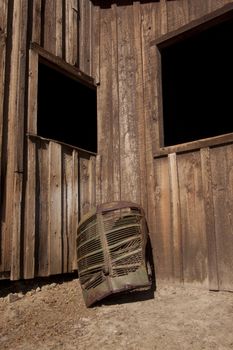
[0,275,233,350]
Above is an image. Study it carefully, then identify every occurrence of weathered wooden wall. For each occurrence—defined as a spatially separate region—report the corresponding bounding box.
[95,0,233,292]
[1,0,233,292]
[0,0,98,280]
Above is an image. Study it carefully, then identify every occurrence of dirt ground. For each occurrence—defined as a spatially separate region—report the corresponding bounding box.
[0,274,233,350]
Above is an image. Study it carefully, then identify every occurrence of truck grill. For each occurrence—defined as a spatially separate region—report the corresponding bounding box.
[77,201,152,307]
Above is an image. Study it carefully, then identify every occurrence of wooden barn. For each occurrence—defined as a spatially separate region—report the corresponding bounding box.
[1,0,233,293]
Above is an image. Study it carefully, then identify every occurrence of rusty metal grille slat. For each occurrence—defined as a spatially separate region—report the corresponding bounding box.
[77,201,151,307]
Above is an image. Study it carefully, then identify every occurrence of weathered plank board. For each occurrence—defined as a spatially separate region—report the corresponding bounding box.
[62,149,73,273]
[168,153,183,282]
[117,4,140,203]
[42,0,57,55]
[141,1,166,275]
[133,2,147,210]
[177,152,208,286]
[0,0,8,273]
[31,0,42,44]
[200,147,219,290]
[91,4,100,83]
[37,140,49,276]
[211,144,233,291]
[153,156,173,280]
[71,149,79,271]
[79,0,92,74]
[65,0,79,65]
[48,142,62,276]
[167,0,189,31]
[98,6,114,203]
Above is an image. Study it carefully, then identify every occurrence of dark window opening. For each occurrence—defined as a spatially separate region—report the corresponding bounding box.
[37,61,97,153]
[160,16,233,147]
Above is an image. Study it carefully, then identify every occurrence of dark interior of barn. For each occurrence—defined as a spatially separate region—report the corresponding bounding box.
[161,16,233,147]
[37,62,97,153]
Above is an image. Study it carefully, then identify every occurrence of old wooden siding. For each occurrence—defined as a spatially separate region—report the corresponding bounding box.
[95,0,233,291]
[23,136,96,279]
[1,0,233,291]
[0,0,98,280]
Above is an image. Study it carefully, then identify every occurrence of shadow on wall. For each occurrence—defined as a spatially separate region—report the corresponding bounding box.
[90,0,160,9]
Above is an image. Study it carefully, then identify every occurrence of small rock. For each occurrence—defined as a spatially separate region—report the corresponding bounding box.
[35,287,41,293]
[7,293,23,303]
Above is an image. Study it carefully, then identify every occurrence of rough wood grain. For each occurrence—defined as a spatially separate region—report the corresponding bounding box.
[65,0,79,65]
[32,0,42,44]
[133,2,147,210]
[71,149,79,271]
[200,147,219,290]
[48,142,62,276]
[79,0,92,74]
[37,140,49,276]
[111,4,120,202]
[211,144,233,291]
[98,6,114,202]
[177,152,208,286]
[141,1,163,276]
[153,156,173,281]
[62,149,73,273]
[168,153,183,282]
[117,5,140,203]
[0,0,8,272]
[24,138,36,279]
[43,0,57,55]
[91,4,100,83]
[167,0,189,31]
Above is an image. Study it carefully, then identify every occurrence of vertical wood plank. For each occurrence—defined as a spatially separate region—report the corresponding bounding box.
[211,144,233,291]
[177,152,208,286]
[88,156,96,210]
[0,0,7,165]
[72,149,79,271]
[133,2,147,210]
[2,0,28,280]
[188,0,209,20]
[37,140,49,276]
[24,138,36,279]
[200,147,219,290]
[43,0,56,55]
[95,154,102,205]
[141,1,164,274]
[55,0,63,57]
[32,0,42,44]
[91,4,100,83]
[111,4,120,202]
[79,156,90,217]
[117,4,140,203]
[0,1,8,252]
[168,153,183,282]
[65,0,79,65]
[154,157,173,280]
[48,142,62,276]
[98,6,114,202]
[62,150,72,273]
[167,0,189,32]
[79,0,92,74]
[27,50,38,133]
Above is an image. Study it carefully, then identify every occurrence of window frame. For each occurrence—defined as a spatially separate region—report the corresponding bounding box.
[151,3,233,158]
[27,42,97,154]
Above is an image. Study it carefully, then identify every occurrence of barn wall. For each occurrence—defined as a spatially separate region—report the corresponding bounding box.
[95,0,233,291]
[0,0,98,280]
[1,0,233,291]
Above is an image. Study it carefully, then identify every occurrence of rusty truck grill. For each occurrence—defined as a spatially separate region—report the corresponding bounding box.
[77,201,152,307]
